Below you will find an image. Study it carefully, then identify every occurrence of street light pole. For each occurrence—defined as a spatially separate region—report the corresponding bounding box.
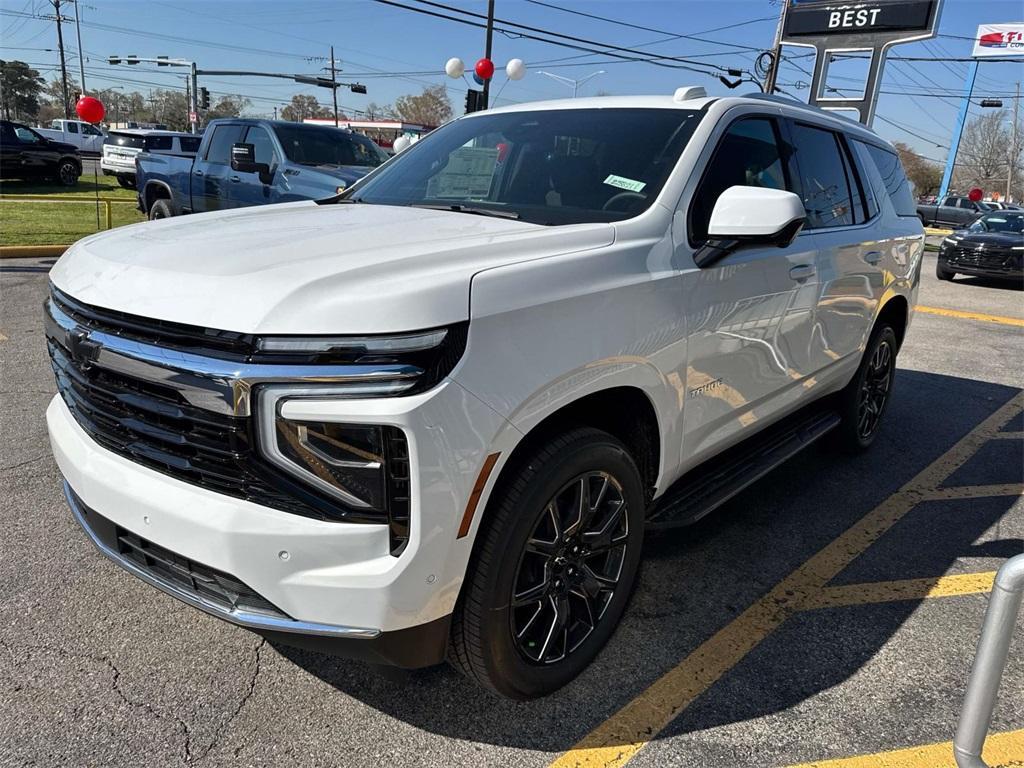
[481,0,495,110]
[537,70,605,98]
[70,0,86,93]
[50,0,71,117]
[330,45,339,127]
[1009,81,1020,201]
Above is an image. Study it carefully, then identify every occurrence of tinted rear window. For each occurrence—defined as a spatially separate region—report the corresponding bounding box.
[859,142,917,217]
[105,132,145,149]
[144,136,173,151]
[179,136,202,154]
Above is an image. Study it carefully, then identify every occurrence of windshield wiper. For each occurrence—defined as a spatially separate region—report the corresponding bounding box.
[410,203,520,220]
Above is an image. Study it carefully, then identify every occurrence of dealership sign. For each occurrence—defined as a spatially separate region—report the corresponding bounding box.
[783,0,939,37]
[972,23,1024,58]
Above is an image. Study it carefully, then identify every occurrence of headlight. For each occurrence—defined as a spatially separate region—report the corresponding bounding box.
[943,236,961,245]
[1012,245,1024,251]
[258,386,411,554]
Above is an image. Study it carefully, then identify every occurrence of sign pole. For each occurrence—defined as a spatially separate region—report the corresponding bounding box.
[938,60,978,201]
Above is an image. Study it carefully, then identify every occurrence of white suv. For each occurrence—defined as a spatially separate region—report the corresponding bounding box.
[45,89,922,699]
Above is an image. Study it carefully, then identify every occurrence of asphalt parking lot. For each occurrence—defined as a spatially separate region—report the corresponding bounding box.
[1,252,1021,768]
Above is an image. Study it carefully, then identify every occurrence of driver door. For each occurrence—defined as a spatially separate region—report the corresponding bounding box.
[677,113,821,467]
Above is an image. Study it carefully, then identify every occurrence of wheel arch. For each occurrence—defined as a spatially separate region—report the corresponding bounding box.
[143,180,173,214]
[875,293,909,350]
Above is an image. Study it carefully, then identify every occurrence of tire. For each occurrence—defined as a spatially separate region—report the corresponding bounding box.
[116,175,137,190]
[835,324,898,453]
[448,428,646,699]
[148,199,173,220]
[57,159,79,186]
[936,260,956,281]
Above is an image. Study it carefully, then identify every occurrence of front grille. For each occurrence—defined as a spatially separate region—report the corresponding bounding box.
[948,246,1018,271]
[73,490,289,619]
[48,339,329,520]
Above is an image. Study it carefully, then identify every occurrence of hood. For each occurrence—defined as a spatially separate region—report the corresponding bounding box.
[50,201,613,334]
[952,231,1024,248]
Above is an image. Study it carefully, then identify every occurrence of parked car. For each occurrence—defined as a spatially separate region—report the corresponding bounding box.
[917,195,993,228]
[101,129,202,189]
[45,89,923,699]
[35,118,106,155]
[135,119,390,219]
[936,210,1024,282]
[983,201,1022,211]
[0,120,81,186]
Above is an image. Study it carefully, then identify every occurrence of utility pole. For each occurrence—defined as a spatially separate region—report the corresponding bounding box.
[330,45,339,127]
[1009,81,1020,202]
[763,0,790,94]
[189,61,198,133]
[273,106,278,120]
[71,0,85,93]
[49,0,71,117]
[481,0,495,110]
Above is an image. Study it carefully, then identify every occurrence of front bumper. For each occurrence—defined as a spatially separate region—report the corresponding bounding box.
[47,373,509,665]
[939,246,1022,280]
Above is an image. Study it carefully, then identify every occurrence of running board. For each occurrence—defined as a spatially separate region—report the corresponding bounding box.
[646,408,841,529]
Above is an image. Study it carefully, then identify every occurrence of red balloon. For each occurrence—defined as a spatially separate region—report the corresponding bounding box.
[967,187,983,202]
[75,95,105,124]
[474,57,495,80]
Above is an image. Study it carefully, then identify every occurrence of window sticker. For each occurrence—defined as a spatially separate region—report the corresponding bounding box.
[427,146,500,199]
[604,174,646,193]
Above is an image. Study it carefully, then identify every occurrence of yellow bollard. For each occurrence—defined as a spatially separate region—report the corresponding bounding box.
[104,200,113,230]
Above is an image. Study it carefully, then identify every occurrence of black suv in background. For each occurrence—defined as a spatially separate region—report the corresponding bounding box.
[0,120,82,186]
[936,210,1024,283]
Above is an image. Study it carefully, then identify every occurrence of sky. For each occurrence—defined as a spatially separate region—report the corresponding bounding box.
[1,0,1022,163]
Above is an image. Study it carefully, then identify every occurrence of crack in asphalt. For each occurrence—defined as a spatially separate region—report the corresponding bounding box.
[0,454,47,472]
[0,635,267,766]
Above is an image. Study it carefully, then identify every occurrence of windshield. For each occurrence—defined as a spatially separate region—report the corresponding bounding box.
[969,212,1024,234]
[345,107,704,226]
[272,124,389,168]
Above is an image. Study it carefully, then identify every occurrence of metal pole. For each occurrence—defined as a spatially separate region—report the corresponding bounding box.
[189,61,198,134]
[52,0,71,118]
[1008,81,1020,202]
[954,554,1024,768]
[481,0,495,110]
[72,0,85,93]
[331,45,339,127]
[763,0,789,94]
[938,59,978,200]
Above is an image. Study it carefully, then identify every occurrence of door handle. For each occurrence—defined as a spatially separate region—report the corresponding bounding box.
[193,169,203,177]
[789,264,815,282]
[864,251,882,265]
[229,175,240,183]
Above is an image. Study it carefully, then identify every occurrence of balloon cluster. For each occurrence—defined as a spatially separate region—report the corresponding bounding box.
[445,57,527,84]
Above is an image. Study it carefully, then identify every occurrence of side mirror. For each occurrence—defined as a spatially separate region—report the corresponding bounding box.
[231,142,272,185]
[694,186,807,268]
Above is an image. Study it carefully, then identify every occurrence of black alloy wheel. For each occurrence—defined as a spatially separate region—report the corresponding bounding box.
[511,471,629,665]
[57,160,79,186]
[856,336,894,441]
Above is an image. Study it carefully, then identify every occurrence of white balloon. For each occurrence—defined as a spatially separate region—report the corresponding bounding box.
[445,57,465,79]
[505,58,527,81]
[393,135,412,153]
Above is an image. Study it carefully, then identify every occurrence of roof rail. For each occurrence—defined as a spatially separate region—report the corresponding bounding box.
[741,92,869,127]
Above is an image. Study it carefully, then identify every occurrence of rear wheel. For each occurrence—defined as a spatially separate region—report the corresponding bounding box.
[449,428,645,699]
[148,199,173,220]
[116,175,137,190]
[835,325,897,452]
[56,160,79,186]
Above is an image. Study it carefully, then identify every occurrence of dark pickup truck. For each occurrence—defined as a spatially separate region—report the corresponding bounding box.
[917,195,993,228]
[135,118,389,219]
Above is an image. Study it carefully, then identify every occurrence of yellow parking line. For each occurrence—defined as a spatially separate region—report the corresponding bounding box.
[915,306,1024,327]
[547,393,1023,768]
[802,572,996,611]
[785,728,1024,768]
[923,484,1024,501]
[993,431,1024,440]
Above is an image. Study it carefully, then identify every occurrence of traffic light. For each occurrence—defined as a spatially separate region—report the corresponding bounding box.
[349,83,367,95]
[199,87,210,110]
[465,89,483,114]
[108,55,120,65]
[979,99,1004,108]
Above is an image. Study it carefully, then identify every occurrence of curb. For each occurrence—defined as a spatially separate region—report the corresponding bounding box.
[0,245,70,259]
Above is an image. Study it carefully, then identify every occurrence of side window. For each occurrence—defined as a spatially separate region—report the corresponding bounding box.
[204,125,245,164]
[179,136,202,154]
[0,123,16,142]
[690,117,788,242]
[244,126,276,166]
[857,142,919,219]
[83,124,103,136]
[67,122,79,134]
[791,123,855,229]
[845,138,878,221]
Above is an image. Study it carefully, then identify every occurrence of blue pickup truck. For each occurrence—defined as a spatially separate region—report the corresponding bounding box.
[135,118,390,219]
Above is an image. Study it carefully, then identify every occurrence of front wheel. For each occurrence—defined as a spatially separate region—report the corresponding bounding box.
[936,260,956,281]
[835,325,897,452]
[56,160,79,186]
[449,428,645,699]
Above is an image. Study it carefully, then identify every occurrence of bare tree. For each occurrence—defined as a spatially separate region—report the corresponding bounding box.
[952,110,1014,194]
[893,142,942,197]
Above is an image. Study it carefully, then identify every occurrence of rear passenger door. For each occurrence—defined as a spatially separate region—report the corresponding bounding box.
[787,120,880,372]
[190,123,244,212]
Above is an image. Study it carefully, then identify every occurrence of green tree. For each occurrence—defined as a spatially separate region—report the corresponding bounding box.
[206,94,250,121]
[392,85,452,126]
[0,60,45,121]
[281,93,333,122]
[893,142,942,198]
